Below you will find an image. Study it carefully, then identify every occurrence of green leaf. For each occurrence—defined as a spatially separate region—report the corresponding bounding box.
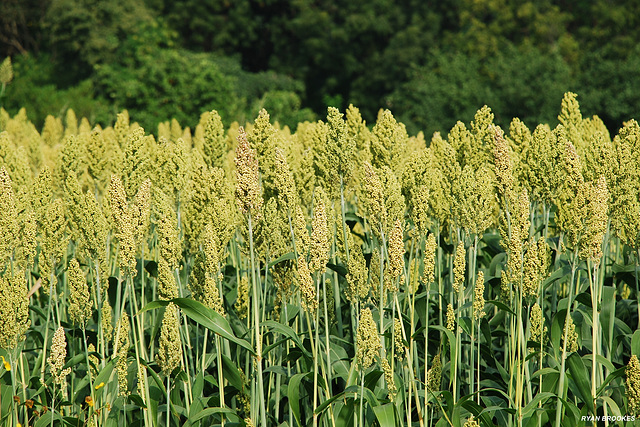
[486,300,515,315]
[221,354,245,391]
[268,251,295,268]
[140,298,254,354]
[596,366,625,397]
[263,320,312,360]
[372,402,396,427]
[521,392,555,418]
[566,352,594,415]
[189,407,241,422]
[632,329,640,358]
[288,372,311,427]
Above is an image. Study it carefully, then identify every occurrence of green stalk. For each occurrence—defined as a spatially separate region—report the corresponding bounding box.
[554,250,579,427]
[247,213,267,427]
[166,375,171,427]
[215,335,225,427]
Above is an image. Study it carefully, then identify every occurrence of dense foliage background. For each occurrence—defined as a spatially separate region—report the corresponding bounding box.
[1,0,640,135]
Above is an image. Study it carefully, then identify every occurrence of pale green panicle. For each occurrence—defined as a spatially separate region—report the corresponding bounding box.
[580,175,609,262]
[346,237,369,303]
[388,218,405,283]
[42,115,64,148]
[297,255,317,312]
[424,233,437,285]
[447,121,473,168]
[54,135,84,192]
[293,205,310,257]
[370,109,409,173]
[501,190,530,300]
[64,109,78,138]
[249,109,281,200]
[473,270,485,321]
[157,303,182,376]
[183,158,236,253]
[108,176,137,276]
[274,147,299,214]
[154,137,190,199]
[563,315,579,353]
[15,209,37,269]
[522,237,550,301]
[379,166,405,236]
[314,107,356,197]
[235,276,250,320]
[0,57,13,85]
[0,166,18,264]
[626,355,640,416]
[235,127,264,217]
[0,270,31,349]
[555,138,586,249]
[521,124,557,204]
[529,302,546,353]
[309,187,330,273]
[0,132,32,196]
[393,317,406,360]
[381,357,397,400]
[356,308,381,370]
[455,164,496,236]
[120,127,152,198]
[40,198,68,294]
[156,192,180,300]
[289,125,316,208]
[254,196,289,261]
[508,117,531,177]
[114,110,131,148]
[201,223,225,315]
[202,111,226,169]
[426,353,442,394]
[101,299,114,343]
[363,162,387,234]
[446,303,455,332]
[492,126,517,206]
[345,104,371,164]
[453,241,466,294]
[610,120,640,247]
[86,128,112,190]
[408,257,420,294]
[67,259,92,327]
[48,326,71,386]
[114,312,131,395]
[131,179,152,249]
[558,92,585,154]
[88,343,99,377]
[583,130,615,185]
[469,105,496,167]
[65,171,109,262]
[429,132,459,227]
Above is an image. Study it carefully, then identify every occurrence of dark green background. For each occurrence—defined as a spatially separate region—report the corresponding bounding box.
[1,0,639,136]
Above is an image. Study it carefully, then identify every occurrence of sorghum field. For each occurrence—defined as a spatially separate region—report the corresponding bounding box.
[1,93,639,427]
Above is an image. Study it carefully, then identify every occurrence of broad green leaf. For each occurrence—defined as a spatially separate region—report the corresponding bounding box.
[263,320,312,359]
[288,372,311,427]
[566,352,594,415]
[189,407,241,422]
[372,402,396,427]
[221,354,245,391]
[522,392,555,418]
[268,251,295,268]
[140,298,254,354]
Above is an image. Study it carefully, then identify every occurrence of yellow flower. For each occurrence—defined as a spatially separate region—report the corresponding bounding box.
[1,355,10,371]
[95,382,105,390]
[85,396,94,407]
